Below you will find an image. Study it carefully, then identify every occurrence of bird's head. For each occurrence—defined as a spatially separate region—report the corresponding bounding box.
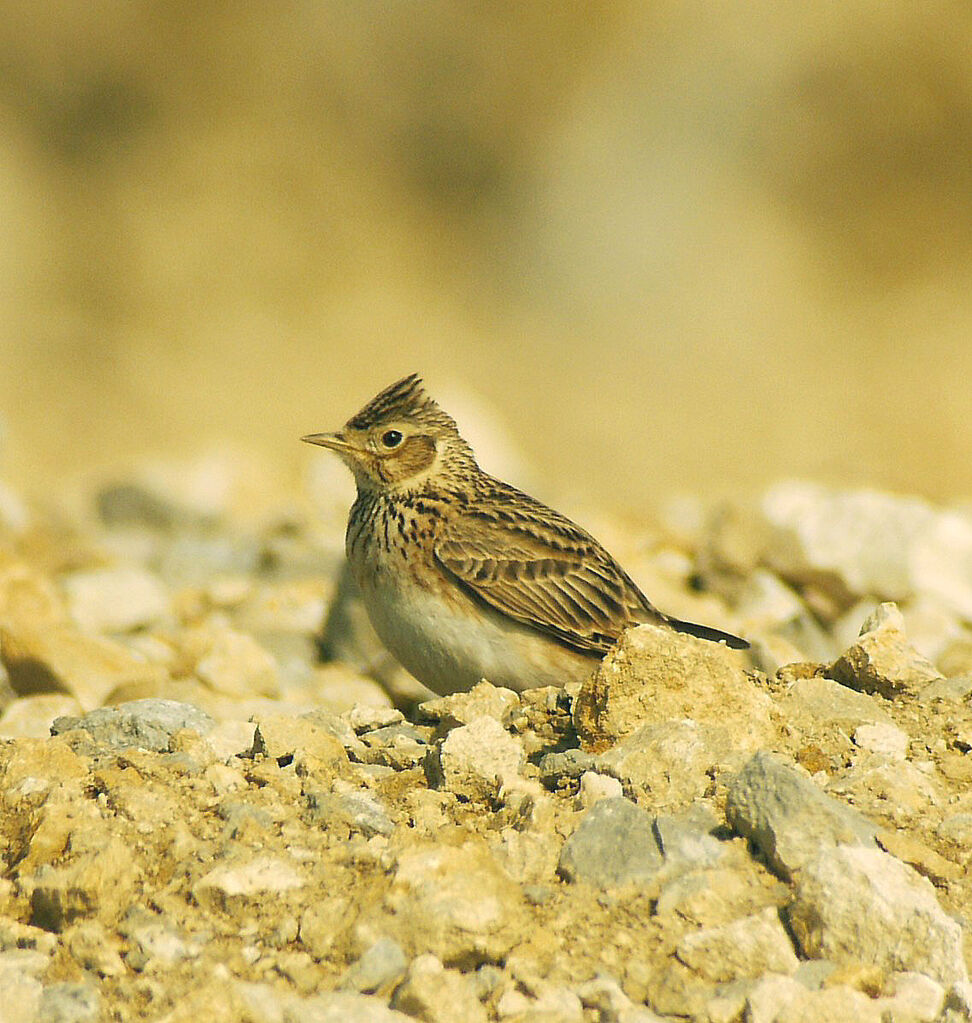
[303,374,478,494]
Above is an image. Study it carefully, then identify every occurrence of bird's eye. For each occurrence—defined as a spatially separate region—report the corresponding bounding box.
[381,429,403,448]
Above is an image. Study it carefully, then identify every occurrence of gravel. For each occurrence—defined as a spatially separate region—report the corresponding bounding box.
[1,461,972,1020]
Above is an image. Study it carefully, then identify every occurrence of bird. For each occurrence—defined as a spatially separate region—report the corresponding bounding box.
[303,374,747,696]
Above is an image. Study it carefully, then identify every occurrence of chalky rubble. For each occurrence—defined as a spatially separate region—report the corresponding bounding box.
[0,463,971,1021]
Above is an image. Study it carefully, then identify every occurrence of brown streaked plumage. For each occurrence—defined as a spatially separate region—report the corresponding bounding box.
[303,374,747,695]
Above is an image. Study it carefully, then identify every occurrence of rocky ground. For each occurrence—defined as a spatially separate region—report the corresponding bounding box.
[2,455,972,1023]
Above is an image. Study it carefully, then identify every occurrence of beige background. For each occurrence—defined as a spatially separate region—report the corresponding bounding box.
[2,3,971,512]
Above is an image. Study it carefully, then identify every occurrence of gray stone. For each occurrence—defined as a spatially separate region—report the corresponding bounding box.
[256,632,317,689]
[726,752,876,880]
[538,749,597,788]
[233,980,301,1022]
[338,937,407,995]
[652,805,723,871]
[628,967,698,1022]
[51,699,214,752]
[909,510,972,624]
[761,482,924,595]
[558,797,663,887]
[734,567,812,628]
[523,884,556,906]
[37,982,101,1023]
[786,844,967,985]
[0,950,49,979]
[491,818,560,886]
[469,964,504,1002]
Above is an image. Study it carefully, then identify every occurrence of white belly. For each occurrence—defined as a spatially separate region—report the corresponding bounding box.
[354,564,596,695]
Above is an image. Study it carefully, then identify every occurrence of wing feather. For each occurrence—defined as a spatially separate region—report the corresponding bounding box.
[434,485,659,654]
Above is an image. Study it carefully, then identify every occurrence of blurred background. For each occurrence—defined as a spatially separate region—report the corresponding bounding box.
[2,1,971,515]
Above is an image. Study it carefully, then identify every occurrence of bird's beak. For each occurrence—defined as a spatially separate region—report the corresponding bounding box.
[301,431,351,452]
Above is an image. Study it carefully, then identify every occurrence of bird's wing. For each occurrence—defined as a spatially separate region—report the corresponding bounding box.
[434,490,658,654]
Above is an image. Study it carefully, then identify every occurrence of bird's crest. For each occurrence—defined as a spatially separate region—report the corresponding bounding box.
[346,374,459,434]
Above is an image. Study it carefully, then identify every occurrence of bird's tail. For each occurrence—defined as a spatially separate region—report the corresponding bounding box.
[665,615,749,650]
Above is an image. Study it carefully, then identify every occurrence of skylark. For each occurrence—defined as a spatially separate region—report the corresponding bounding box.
[303,374,747,696]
